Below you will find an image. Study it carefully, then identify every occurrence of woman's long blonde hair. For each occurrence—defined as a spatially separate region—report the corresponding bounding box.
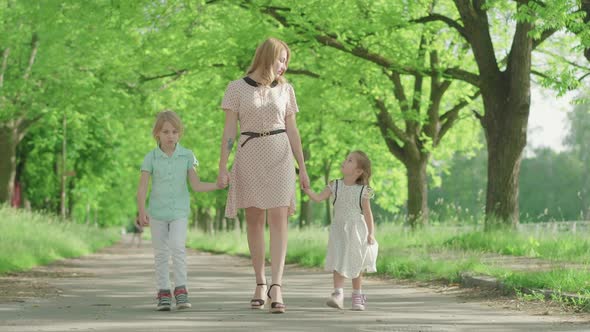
[246,38,291,86]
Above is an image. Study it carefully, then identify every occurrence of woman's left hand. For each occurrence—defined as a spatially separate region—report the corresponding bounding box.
[299,168,310,189]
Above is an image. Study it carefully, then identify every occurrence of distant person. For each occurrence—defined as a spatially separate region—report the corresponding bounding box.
[137,110,226,311]
[129,214,144,247]
[304,151,378,311]
[217,37,309,314]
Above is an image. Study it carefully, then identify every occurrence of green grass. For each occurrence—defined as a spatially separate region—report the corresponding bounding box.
[0,206,120,274]
[185,223,590,309]
[444,230,590,263]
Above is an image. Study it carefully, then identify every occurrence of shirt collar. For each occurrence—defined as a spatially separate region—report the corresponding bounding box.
[156,143,190,158]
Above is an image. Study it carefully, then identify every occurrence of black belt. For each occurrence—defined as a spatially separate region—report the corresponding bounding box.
[240,129,286,147]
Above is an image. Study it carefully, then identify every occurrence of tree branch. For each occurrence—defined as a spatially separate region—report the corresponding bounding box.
[384,70,410,112]
[535,49,590,72]
[159,69,188,91]
[438,90,482,144]
[262,4,481,87]
[374,99,407,162]
[532,28,557,50]
[0,47,8,88]
[375,98,411,144]
[18,111,48,134]
[23,33,39,80]
[139,69,189,83]
[531,69,550,80]
[288,68,320,78]
[411,13,469,41]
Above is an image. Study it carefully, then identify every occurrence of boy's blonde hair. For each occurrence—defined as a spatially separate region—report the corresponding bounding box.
[152,110,184,142]
[352,150,372,186]
[246,38,291,86]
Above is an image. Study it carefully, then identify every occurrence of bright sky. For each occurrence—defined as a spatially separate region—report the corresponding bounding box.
[526,85,577,153]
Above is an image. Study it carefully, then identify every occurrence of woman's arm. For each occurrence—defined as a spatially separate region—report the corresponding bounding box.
[303,187,332,202]
[218,111,239,187]
[285,113,309,189]
[361,196,375,244]
[136,171,151,226]
[188,168,221,192]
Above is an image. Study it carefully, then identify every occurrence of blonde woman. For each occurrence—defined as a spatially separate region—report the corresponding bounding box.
[217,38,309,314]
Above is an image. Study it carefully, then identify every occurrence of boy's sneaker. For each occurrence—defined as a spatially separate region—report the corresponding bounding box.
[156,290,172,311]
[326,292,344,309]
[174,286,192,309]
[351,293,367,311]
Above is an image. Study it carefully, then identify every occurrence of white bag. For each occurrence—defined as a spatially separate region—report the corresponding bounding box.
[364,241,379,273]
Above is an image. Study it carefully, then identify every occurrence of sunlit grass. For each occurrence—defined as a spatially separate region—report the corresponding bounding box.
[0,205,120,274]
[186,222,590,303]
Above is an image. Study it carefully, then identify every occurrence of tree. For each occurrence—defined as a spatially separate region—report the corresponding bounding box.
[411,0,590,228]
[236,1,482,228]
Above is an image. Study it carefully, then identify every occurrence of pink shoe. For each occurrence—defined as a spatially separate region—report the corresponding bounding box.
[351,293,367,311]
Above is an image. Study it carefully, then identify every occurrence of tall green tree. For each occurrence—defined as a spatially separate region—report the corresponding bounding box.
[237,0,483,228]
[409,0,588,228]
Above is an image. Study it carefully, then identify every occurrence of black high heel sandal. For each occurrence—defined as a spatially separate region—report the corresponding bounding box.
[250,283,266,309]
[267,284,286,314]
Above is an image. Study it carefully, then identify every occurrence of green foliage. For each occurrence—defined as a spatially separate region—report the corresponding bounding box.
[2,0,587,227]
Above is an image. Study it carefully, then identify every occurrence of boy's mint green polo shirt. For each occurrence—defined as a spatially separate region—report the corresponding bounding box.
[141,143,198,221]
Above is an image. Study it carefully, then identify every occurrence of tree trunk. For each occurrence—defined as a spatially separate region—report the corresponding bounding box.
[452,0,533,228]
[405,154,429,228]
[483,85,528,229]
[0,125,17,204]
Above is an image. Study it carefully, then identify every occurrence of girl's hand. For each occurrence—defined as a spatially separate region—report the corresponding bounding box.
[302,187,312,195]
[217,169,230,188]
[217,180,228,189]
[139,212,150,227]
[367,234,376,245]
[299,169,310,189]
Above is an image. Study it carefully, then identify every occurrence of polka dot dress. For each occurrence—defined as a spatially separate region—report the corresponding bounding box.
[324,180,377,279]
[221,77,299,218]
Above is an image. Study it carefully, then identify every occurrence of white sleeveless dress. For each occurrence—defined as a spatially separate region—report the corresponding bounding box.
[324,180,378,279]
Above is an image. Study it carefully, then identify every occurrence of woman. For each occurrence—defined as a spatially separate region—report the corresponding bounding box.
[217,38,309,314]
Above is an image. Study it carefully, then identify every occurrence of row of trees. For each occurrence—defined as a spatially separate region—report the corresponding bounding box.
[1,0,588,230]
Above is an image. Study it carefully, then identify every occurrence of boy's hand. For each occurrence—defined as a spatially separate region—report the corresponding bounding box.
[367,234,375,245]
[302,187,312,195]
[138,212,150,226]
[134,218,143,231]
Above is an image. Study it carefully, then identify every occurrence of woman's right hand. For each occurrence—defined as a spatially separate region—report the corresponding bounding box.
[217,169,230,188]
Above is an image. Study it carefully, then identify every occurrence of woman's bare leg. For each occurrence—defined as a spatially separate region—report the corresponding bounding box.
[267,206,289,304]
[246,207,267,299]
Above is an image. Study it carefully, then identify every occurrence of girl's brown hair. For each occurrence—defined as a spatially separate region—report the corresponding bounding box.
[152,110,184,142]
[246,38,291,86]
[352,150,372,186]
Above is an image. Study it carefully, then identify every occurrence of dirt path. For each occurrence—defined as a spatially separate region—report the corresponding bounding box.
[1,238,589,332]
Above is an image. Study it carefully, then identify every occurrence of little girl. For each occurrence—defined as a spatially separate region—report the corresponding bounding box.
[304,150,378,311]
[137,110,225,311]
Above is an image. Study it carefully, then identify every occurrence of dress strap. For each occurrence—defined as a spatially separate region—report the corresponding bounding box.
[332,179,339,206]
[359,185,365,212]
